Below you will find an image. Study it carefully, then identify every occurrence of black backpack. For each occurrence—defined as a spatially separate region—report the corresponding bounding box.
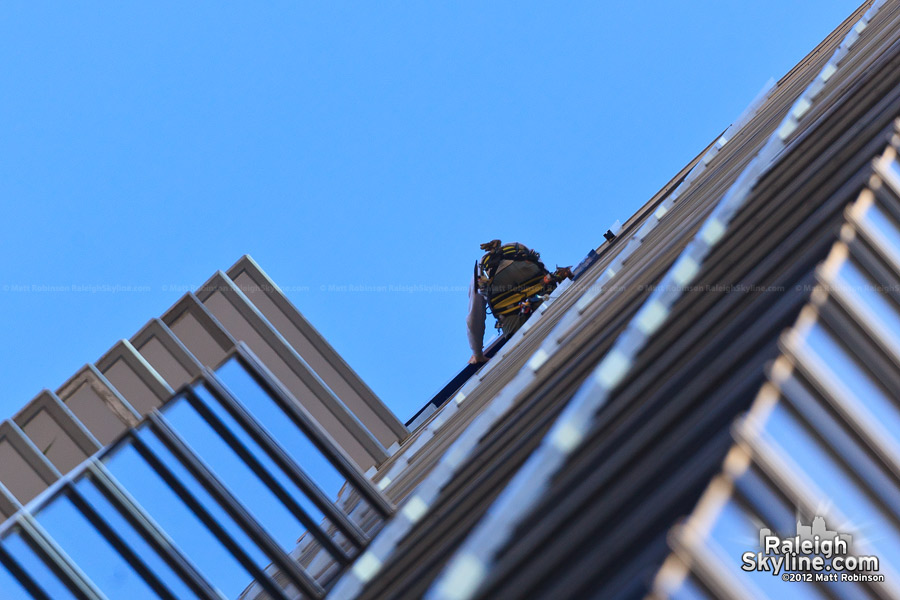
[476,243,549,316]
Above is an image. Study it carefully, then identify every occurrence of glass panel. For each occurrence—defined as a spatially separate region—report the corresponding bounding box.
[734,467,796,538]
[761,403,900,567]
[667,576,712,600]
[0,559,39,600]
[735,470,876,600]
[194,384,329,526]
[160,396,323,555]
[135,426,273,568]
[790,375,900,514]
[102,441,258,599]
[835,259,900,342]
[888,158,900,188]
[139,421,305,598]
[192,385,350,582]
[803,323,900,448]
[2,530,77,600]
[706,499,823,600]
[74,477,202,600]
[215,359,347,501]
[34,494,160,600]
[862,200,900,262]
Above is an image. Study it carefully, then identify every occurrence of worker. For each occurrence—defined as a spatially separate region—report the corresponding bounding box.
[467,240,573,364]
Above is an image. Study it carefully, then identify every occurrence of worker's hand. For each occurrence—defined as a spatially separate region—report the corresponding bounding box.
[468,353,488,365]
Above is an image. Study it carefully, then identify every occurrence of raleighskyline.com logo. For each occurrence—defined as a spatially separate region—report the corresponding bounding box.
[741,516,884,583]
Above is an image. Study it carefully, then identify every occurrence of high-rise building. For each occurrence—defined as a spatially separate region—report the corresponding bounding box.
[0,256,408,599]
[2,0,900,598]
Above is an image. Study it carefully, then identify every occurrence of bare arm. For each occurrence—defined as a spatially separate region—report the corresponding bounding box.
[466,275,487,361]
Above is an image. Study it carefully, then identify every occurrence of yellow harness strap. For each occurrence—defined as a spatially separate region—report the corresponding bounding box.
[490,278,546,314]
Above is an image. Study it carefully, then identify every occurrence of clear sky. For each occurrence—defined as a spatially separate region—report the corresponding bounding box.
[0,1,863,424]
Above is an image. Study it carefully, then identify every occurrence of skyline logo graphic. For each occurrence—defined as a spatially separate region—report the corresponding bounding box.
[741,516,883,583]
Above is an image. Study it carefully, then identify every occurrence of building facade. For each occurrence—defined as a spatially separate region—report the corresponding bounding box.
[0,256,407,599]
[3,0,900,598]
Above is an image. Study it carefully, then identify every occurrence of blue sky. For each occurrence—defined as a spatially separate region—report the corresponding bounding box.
[0,1,862,423]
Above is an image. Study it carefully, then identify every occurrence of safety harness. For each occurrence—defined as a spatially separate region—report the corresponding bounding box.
[476,240,572,324]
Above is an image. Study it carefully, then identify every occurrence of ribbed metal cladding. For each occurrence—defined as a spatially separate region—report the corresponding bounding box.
[652,140,900,600]
[339,27,787,600]
[331,1,900,599]
[5,0,896,597]
[470,7,900,600]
